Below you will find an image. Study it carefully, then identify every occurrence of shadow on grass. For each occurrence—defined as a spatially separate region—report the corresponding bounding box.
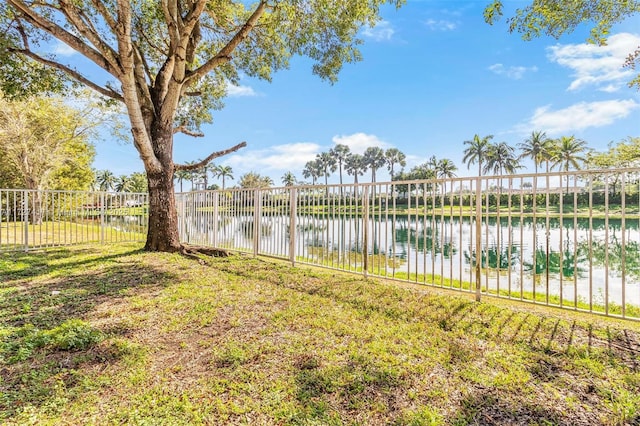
[288,352,404,424]
[212,257,640,372]
[0,246,145,282]
[452,386,583,426]
[0,246,179,420]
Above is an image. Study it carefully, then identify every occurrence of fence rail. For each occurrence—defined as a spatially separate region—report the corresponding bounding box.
[3,168,640,321]
[0,189,148,251]
[178,168,640,321]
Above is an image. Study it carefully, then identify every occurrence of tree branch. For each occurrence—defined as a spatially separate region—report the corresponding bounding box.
[173,125,204,137]
[114,0,161,172]
[8,47,123,101]
[174,141,247,171]
[185,1,267,84]
[7,0,122,77]
[90,0,118,31]
[180,0,207,39]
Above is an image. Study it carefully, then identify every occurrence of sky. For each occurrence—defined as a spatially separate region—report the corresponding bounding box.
[88,0,640,188]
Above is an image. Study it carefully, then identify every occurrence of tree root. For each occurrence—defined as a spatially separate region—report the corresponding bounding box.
[179,244,230,260]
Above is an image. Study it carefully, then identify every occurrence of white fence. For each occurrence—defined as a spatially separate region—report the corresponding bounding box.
[177,169,640,321]
[0,189,148,251]
[3,168,639,321]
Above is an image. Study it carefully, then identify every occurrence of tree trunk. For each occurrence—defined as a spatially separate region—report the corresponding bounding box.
[145,167,182,251]
[30,190,43,225]
[144,125,182,252]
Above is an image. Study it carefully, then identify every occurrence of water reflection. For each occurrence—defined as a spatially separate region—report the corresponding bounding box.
[188,212,640,305]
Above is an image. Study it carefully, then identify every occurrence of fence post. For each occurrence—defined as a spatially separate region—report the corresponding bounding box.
[289,188,297,266]
[100,192,106,244]
[474,177,482,302]
[253,189,261,256]
[181,194,187,243]
[362,186,369,278]
[23,190,29,252]
[212,192,219,247]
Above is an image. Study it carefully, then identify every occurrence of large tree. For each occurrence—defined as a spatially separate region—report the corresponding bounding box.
[484,0,640,88]
[0,95,96,196]
[1,0,404,252]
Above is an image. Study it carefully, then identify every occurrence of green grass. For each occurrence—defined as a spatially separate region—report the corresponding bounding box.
[296,248,640,319]
[293,203,640,220]
[0,220,145,248]
[1,243,640,425]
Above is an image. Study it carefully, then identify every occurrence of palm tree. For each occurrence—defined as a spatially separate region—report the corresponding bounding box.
[214,165,234,189]
[551,136,588,193]
[316,152,337,187]
[363,146,386,183]
[174,169,190,192]
[484,142,520,175]
[114,175,131,192]
[463,134,493,176]
[435,158,457,195]
[96,169,116,191]
[518,131,551,174]
[178,160,198,190]
[385,148,406,180]
[345,154,366,185]
[302,159,322,185]
[281,171,296,186]
[199,160,214,189]
[426,155,438,171]
[435,158,458,179]
[329,144,350,186]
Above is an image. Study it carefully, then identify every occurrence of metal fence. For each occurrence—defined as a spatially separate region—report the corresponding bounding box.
[0,189,148,251]
[178,168,640,321]
[3,169,639,320]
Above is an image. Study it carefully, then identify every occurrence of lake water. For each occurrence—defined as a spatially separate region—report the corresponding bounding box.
[182,213,640,308]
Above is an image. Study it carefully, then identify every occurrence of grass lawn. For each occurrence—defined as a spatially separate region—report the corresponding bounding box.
[1,243,639,425]
[0,221,145,249]
[294,204,640,221]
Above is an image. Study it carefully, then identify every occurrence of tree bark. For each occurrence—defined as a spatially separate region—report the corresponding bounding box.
[145,166,181,251]
[144,125,182,252]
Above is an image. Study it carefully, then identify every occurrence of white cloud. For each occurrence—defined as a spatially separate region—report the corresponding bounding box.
[518,99,639,135]
[224,142,321,173]
[362,20,394,42]
[547,32,640,92]
[488,63,538,80]
[225,81,257,97]
[424,19,458,31]
[53,41,77,57]
[332,133,391,154]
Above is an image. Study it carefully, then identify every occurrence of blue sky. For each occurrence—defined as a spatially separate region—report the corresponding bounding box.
[90,0,640,187]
